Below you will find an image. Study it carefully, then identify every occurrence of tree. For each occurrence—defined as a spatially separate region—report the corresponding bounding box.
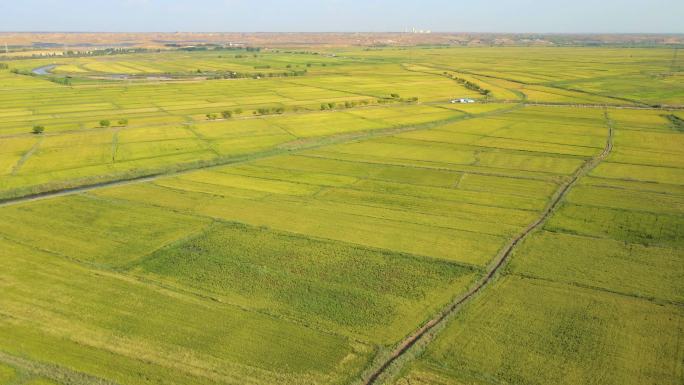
[118,118,128,127]
[206,113,217,120]
[32,125,45,134]
[320,103,329,111]
[390,93,400,99]
[234,108,243,115]
[99,120,110,128]
[221,110,233,119]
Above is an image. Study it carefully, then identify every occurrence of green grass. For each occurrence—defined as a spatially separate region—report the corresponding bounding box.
[0,237,368,385]
[0,363,18,384]
[387,102,683,385]
[546,203,684,248]
[509,230,683,302]
[130,222,479,343]
[0,194,211,266]
[396,276,684,385]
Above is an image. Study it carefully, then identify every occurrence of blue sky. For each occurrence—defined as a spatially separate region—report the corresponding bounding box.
[1,0,682,33]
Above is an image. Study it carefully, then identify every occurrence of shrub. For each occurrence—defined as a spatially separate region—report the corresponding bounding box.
[663,114,684,131]
[32,125,45,134]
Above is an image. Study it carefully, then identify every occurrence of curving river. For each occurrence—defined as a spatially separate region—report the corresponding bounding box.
[32,65,57,75]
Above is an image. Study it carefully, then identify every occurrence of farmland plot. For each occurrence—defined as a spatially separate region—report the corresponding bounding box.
[0,103,607,384]
[0,58,478,198]
[395,276,683,385]
[390,108,684,385]
[0,46,682,385]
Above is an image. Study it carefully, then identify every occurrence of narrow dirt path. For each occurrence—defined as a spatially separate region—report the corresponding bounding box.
[111,127,120,163]
[0,350,120,385]
[11,136,44,175]
[362,110,614,385]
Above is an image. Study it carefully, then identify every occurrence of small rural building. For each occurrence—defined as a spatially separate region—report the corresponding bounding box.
[451,98,476,104]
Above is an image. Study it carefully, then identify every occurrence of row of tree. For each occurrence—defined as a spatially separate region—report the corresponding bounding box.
[48,76,72,86]
[10,68,34,76]
[206,69,307,80]
[61,48,150,57]
[30,118,129,134]
[205,106,289,119]
[321,100,368,110]
[98,119,129,128]
[255,107,285,116]
[444,73,492,96]
[664,114,684,131]
[320,95,419,111]
[206,109,244,120]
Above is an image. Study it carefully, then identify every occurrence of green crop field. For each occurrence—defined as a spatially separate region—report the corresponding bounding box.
[0,41,682,385]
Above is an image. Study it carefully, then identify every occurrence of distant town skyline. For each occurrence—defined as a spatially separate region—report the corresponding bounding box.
[1,0,683,34]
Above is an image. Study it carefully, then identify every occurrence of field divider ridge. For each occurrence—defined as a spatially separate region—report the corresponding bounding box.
[359,109,614,385]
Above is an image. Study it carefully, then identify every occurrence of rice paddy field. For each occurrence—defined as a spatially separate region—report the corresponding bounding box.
[0,45,682,385]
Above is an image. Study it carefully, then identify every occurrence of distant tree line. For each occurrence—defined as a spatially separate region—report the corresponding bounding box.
[444,72,492,97]
[377,94,419,104]
[47,76,72,86]
[277,50,323,55]
[30,118,129,134]
[321,100,371,110]
[62,48,151,57]
[98,119,128,128]
[10,68,74,86]
[207,106,283,118]
[255,107,285,116]
[206,109,244,120]
[10,68,34,76]
[203,95,421,120]
[206,69,307,80]
[321,95,418,111]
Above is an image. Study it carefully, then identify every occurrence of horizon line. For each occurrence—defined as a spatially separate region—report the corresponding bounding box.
[1,31,683,35]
